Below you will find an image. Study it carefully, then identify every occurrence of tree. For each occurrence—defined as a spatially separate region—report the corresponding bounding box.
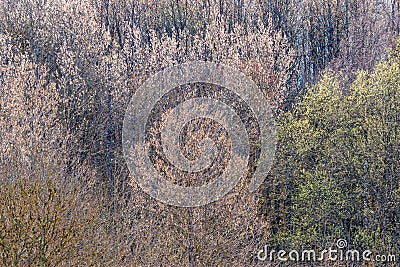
[0,62,108,266]
[265,38,400,262]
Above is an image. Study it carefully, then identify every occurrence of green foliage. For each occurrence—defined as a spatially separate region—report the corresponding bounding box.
[266,38,400,255]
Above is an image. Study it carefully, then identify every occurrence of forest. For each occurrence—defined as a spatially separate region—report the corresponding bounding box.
[0,0,399,266]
